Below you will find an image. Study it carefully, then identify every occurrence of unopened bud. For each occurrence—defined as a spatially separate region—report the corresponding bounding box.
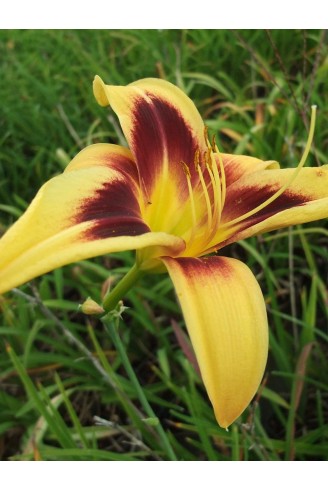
[80,297,105,315]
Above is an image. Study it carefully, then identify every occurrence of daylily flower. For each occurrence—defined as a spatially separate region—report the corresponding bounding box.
[0,76,327,429]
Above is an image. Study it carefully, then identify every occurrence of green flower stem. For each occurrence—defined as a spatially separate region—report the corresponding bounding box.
[102,263,144,312]
[103,315,177,461]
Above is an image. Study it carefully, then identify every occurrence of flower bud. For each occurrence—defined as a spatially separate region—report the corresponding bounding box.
[80,297,104,315]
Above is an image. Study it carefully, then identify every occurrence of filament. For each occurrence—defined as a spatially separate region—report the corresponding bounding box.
[214,146,226,209]
[197,164,213,233]
[181,161,197,244]
[206,162,221,227]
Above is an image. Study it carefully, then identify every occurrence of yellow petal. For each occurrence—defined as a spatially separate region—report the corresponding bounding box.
[0,144,184,294]
[93,75,208,233]
[217,153,279,188]
[218,165,328,248]
[162,256,268,428]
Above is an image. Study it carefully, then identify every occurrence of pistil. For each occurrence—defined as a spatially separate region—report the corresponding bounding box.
[222,105,317,230]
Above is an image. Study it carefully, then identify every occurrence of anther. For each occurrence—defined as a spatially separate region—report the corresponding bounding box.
[194,149,200,170]
[204,126,209,144]
[207,147,213,166]
[211,134,216,153]
[180,160,191,178]
[203,150,208,167]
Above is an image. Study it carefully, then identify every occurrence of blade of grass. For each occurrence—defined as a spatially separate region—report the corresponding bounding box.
[284,342,315,460]
[102,312,177,461]
[6,344,76,450]
[54,372,89,450]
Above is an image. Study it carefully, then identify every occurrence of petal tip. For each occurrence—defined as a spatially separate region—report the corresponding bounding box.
[215,407,240,430]
[93,75,109,107]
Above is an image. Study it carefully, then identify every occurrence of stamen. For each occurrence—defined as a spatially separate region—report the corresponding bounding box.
[197,163,213,232]
[194,148,200,170]
[206,164,221,241]
[211,134,216,153]
[222,105,317,230]
[181,161,197,243]
[209,133,226,209]
[204,126,209,145]
[208,149,224,224]
[181,160,191,178]
[206,162,221,226]
[214,147,226,209]
[206,130,226,224]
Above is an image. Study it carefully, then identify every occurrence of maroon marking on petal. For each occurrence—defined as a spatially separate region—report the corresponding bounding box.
[131,95,204,194]
[199,256,233,280]
[102,154,139,183]
[220,155,250,188]
[222,183,308,227]
[74,178,150,241]
[169,256,233,282]
[216,154,268,189]
[83,216,149,240]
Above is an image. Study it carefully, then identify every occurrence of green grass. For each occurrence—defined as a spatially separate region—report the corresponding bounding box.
[0,29,327,461]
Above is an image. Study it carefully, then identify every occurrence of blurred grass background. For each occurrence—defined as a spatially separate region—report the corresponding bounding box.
[0,29,327,461]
